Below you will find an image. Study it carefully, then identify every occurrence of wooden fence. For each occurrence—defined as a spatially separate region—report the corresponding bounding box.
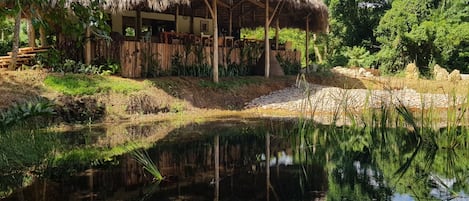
[93,40,301,78]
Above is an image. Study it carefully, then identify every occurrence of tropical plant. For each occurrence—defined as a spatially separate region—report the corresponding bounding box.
[0,98,55,131]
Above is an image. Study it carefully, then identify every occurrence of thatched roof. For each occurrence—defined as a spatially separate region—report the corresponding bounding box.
[65,0,328,32]
[64,0,190,12]
[189,0,329,32]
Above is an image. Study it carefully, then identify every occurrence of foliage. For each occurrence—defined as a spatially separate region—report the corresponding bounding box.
[44,74,143,95]
[171,53,250,77]
[35,48,64,70]
[276,54,301,75]
[344,46,374,68]
[0,99,55,131]
[242,28,310,66]
[375,0,469,74]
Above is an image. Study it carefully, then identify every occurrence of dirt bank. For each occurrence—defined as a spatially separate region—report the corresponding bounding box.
[2,69,469,125]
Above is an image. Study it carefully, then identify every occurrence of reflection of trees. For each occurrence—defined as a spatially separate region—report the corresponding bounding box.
[297,106,469,201]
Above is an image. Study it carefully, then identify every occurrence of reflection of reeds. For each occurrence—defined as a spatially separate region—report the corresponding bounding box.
[130,147,163,181]
[293,78,469,199]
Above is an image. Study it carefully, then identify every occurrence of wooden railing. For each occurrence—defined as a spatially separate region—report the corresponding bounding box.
[92,40,301,78]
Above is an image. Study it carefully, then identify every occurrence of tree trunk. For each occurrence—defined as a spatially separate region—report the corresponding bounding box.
[84,26,92,65]
[27,18,36,47]
[39,26,47,47]
[9,9,21,70]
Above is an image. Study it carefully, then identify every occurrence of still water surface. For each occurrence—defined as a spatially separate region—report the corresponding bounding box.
[2,118,469,201]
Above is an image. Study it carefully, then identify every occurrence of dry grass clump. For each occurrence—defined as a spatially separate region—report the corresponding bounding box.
[126,88,188,115]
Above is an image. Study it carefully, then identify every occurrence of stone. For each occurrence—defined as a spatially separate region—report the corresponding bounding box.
[405,63,419,80]
[448,69,462,82]
[432,64,449,81]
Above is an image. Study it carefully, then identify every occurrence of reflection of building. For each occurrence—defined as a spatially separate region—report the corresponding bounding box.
[4,120,328,201]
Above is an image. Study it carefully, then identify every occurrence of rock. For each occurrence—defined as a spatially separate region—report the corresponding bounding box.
[405,63,419,80]
[433,64,449,81]
[448,69,462,82]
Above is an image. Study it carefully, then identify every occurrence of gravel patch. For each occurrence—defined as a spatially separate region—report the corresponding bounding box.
[246,82,467,113]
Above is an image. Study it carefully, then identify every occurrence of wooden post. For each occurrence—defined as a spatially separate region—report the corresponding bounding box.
[275,19,279,50]
[264,0,270,78]
[175,5,179,32]
[229,8,233,36]
[27,18,36,47]
[84,26,92,65]
[305,15,310,69]
[203,0,219,83]
[190,9,194,33]
[136,8,141,40]
[212,0,219,83]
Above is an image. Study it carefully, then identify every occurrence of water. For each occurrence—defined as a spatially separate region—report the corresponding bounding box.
[1,118,469,201]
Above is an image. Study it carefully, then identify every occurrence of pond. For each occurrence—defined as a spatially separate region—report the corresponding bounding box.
[1,117,469,201]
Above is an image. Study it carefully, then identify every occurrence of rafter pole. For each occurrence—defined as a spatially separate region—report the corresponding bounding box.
[268,0,284,25]
[232,0,247,9]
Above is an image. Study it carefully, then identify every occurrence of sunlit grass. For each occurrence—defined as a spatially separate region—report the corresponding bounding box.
[44,74,144,95]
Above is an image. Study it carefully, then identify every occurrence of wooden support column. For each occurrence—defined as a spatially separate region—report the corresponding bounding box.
[275,19,279,50]
[229,8,233,36]
[135,8,142,40]
[84,25,92,65]
[175,5,179,32]
[264,0,270,78]
[190,9,194,33]
[213,0,219,83]
[204,0,219,83]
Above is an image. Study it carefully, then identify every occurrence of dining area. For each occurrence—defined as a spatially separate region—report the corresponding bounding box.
[158,31,240,48]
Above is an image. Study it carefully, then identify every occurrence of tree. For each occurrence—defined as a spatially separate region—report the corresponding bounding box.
[317,0,389,67]
[375,0,469,74]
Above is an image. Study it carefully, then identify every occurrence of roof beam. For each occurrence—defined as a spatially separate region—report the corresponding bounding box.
[217,0,230,9]
[232,0,248,9]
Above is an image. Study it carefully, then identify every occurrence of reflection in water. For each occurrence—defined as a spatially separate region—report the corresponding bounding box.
[1,118,469,201]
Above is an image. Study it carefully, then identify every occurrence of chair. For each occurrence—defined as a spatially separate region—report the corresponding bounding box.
[201,32,212,46]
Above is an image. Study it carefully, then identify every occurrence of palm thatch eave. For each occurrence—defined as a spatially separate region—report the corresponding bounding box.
[64,0,328,32]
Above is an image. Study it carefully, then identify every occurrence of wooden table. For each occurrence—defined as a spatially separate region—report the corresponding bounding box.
[160,32,194,44]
